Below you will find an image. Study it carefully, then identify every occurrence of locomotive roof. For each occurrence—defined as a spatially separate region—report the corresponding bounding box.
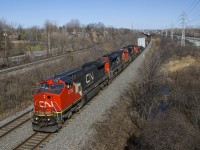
[51,68,82,82]
[55,68,82,77]
[82,59,106,69]
[112,49,123,54]
[127,44,134,47]
[102,52,120,61]
[44,59,106,84]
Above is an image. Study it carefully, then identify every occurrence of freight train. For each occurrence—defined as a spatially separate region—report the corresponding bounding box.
[31,43,145,132]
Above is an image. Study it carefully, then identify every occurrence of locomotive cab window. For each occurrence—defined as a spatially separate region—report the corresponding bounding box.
[36,83,64,94]
[40,83,49,89]
[50,84,64,90]
[49,83,64,94]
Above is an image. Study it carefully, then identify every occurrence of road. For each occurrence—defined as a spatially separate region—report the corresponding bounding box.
[175,35,200,46]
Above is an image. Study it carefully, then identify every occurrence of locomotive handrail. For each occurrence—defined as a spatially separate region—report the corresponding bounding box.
[52,101,63,123]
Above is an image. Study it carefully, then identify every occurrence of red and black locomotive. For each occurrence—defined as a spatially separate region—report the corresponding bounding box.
[32,43,143,132]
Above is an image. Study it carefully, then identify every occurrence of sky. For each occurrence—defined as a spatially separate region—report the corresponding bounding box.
[0,0,200,29]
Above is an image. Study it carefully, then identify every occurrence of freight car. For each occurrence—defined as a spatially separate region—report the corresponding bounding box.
[31,43,144,132]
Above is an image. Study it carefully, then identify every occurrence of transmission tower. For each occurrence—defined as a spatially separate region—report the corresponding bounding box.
[180,11,186,47]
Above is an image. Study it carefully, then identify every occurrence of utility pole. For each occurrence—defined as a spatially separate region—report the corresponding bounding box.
[171,25,174,40]
[3,28,7,59]
[180,11,186,47]
[48,27,50,56]
[47,24,51,56]
[166,29,168,37]
[35,27,38,44]
[3,29,7,55]
[131,22,133,31]
[3,27,9,66]
[171,29,174,40]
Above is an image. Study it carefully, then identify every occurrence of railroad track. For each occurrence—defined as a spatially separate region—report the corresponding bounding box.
[14,131,52,150]
[0,112,31,138]
[0,109,53,150]
[0,44,102,76]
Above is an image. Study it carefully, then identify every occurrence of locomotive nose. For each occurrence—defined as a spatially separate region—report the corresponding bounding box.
[34,92,56,115]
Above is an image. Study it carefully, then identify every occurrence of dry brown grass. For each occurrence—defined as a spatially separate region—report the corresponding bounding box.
[127,110,200,150]
[167,63,200,128]
[161,55,198,73]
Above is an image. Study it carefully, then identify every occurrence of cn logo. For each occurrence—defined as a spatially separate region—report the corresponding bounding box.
[39,101,54,108]
[86,72,94,84]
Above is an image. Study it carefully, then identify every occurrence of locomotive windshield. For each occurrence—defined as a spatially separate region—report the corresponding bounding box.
[35,83,64,94]
[40,83,49,89]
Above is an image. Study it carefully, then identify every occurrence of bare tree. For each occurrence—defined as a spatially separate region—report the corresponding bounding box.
[44,20,58,56]
[23,26,41,55]
[31,25,40,46]
[65,19,81,33]
[0,19,10,66]
[51,32,68,54]
[0,21,4,52]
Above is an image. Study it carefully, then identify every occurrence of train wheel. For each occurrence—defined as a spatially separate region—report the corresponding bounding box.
[67,110,72,118]
[100,83,104,90]
[74,103,80,112]
[104,80,108,87]
[79,98,85,109]
[107,79,111,85]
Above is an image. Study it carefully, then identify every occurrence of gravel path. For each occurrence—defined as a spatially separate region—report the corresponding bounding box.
[0,41,152,150]
[43,42,152,150]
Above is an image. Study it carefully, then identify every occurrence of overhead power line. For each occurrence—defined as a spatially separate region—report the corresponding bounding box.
[189,9,200,18]
[189,13,200,23]
[185,0,200,16]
